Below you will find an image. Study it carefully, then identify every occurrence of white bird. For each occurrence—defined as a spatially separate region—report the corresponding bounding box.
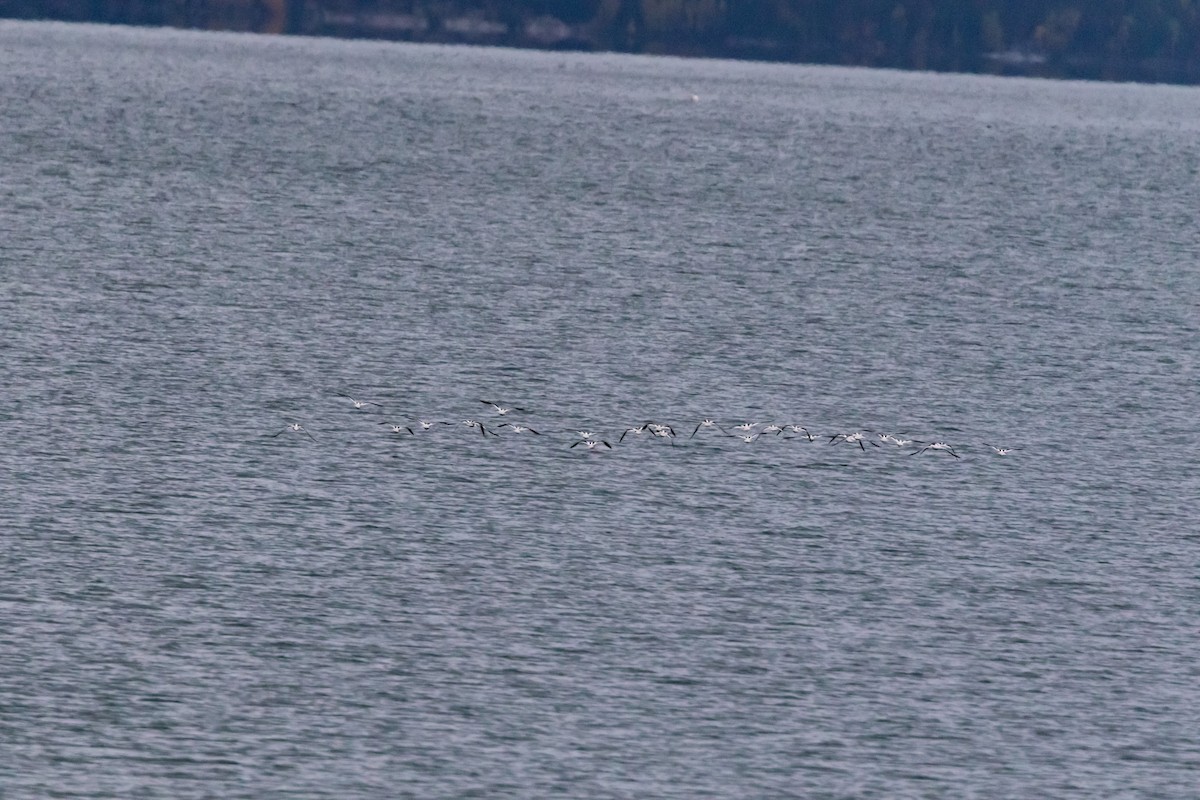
[984,443,1020,455]
[877,433,923,447]
[830,432,878,451]
[690,419,726,438]
[733,433,761,443]
[760,424,784,435]
[497,423,540,435]
[379,423,415,435]
[272,423,316,442]
[570,439,611,450]
[619,424,653,443]
[783,425,816,441]
[732,423,759,432]
[911,442,959,458]
[480,400,525,415]
[337,394,382,409]
[461,419,498,437]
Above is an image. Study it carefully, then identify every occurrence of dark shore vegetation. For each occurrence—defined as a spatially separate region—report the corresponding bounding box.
[4,1,1200,84]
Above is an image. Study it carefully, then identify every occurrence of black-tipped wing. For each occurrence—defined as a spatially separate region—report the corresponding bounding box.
[480,400,527,411]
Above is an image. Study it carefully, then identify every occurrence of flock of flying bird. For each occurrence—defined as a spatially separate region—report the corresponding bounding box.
[270,394,1020,459]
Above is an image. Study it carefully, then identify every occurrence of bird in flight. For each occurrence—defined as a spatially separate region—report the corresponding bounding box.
[877,433,922,447]
[830,432,878,451]
[337,393,382,410]
[480,400,525,415]
[570,439,612,450]
[461,419,498,437]
[783,425,816,441]
[690,419,726,438]
[618,424,652,443]
[272,422,316,442]
[497,423,540,435]
[911,442,960,458]
[649,423,676,439]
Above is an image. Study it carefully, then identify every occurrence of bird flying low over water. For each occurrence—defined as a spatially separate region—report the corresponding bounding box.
[783,425,817,441]
[877,433,922,447]
[619,424,652,443]
[272,422,316,441]
[830,432,879,450]
[497,423,540,434]
[461,419,499,436]
[691,419,726,438]
[570,439,612,450]
[337,393,383,409]
[379,422,415,435]
[911,442,960,458]
[984,443,1020,455]
[480,400,525,415]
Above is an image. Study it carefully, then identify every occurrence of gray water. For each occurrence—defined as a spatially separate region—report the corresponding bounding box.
[2,19,1199,799]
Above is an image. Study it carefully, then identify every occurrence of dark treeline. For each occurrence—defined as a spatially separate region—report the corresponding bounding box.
[5,0,1200,84]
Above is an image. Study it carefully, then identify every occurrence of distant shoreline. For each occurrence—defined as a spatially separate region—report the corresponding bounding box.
[4,1,1200,86]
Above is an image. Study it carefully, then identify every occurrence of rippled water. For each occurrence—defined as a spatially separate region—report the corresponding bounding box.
[2,20,1199,798]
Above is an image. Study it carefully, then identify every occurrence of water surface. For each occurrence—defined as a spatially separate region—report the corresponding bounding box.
[2,20,1198,799]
